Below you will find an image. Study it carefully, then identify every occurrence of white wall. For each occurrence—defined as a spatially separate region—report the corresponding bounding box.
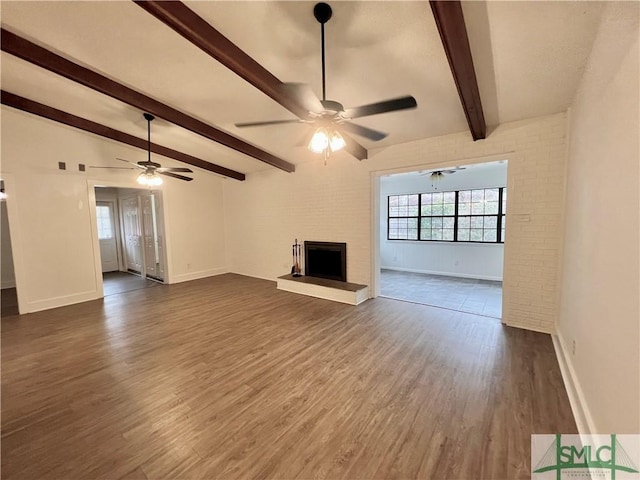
[380,162,506,280]
[558,3,639,434]
[1,108,228,313]
[225,112,567,333]
[1,201,17,288]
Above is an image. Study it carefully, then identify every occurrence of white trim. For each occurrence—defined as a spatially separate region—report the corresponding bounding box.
[381,265,502,282]
[552,332,597,435]
[171,267,229,284]
[23,289,101,314]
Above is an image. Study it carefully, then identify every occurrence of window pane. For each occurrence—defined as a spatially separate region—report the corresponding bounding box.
[431,192,443,204]
[389,196,399,206]
[431,204,443,215]
[502,189,507,213]
[458,202,470,215]
[457,228,470,241]
[483,230,497,242]
[407,206,419,216]
[421,229,432,241]
[398,195,408,206]
[432,217,443,228]
[443,217,455,229]
[408,194,419,206]
[443,191,455,203]
[421,205,432,216]
[458,217,470,228]
[443,229,454,241]
[421,193,432,205]
[485,188,499,201]
[472,190,484,202]
[408,218,418,230]
[470,217,484,228]
[501,228,506,242]
[96,206,113,240]
[471,202,484,215]
[443,203,455,215]
[432,229,443,240]
[484,216,498,228]
[389,206,400,217]
[485,201,499,214]
[459,190,471,202]
[408,229,418,240]
[470,229,483,241]
[389,230,398,239]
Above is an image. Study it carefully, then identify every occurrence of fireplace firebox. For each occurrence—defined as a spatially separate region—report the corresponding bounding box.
[304,241,347,282]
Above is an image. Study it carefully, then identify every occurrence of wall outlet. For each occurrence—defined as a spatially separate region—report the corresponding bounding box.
[572,340,576,356]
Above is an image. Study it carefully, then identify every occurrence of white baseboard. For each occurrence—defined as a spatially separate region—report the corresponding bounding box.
[25,289,101,314]
[381,265,502,282]
[1,280,16,289]
[552,332,596,434]
[170,267,229,284]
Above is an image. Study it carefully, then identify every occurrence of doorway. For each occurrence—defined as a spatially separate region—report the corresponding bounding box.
[94,187,167,296]
[1,183,19,317]
[374,160,507,319]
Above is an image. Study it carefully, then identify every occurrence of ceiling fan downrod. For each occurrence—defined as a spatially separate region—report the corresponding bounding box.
[143,112,154,164]
[314,3,332,102]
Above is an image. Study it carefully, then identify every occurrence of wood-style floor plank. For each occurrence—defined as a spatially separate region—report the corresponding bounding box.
[1,274,576,479]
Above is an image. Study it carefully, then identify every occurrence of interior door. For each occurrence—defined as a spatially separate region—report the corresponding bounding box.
[96,201,118,273]
[140,193,164,281]
[120,196,143,274]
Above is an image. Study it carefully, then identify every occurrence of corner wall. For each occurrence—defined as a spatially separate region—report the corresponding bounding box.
[225,113,567,333]
[558,3,639,433]
[1,108,228,313]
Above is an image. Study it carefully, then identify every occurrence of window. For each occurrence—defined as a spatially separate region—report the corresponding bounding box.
[388,187,506,243]
[96,205,113,240]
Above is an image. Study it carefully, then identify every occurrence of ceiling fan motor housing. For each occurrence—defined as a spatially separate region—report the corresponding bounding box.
[314,3,332,24]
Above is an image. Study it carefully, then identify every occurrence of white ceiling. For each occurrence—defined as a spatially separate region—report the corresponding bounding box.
[0,1,605,176]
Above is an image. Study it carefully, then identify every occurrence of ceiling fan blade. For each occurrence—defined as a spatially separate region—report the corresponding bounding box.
[157,167,193,173]
[159,171,193,182]
[340,131,368,161]
[116,157,145,169]
[345,96,417,119]
[280,83,323,116]
[441,170,459,174]
[235,119,303,128]
[89,166,136,170]
[341,122,388,141]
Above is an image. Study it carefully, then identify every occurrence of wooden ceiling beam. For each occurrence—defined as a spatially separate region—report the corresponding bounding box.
[0,28,294,173]
[1,91,246,181]
[430,1,486,140]
[135,1,369,160]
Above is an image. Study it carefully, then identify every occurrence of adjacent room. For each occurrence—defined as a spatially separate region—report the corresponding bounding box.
[379,161,506,318]
[1,1,638,479]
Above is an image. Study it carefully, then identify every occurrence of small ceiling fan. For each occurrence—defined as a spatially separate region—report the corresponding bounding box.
[419,167,466,181]
[90,113,193,185]
[235,2,417,157]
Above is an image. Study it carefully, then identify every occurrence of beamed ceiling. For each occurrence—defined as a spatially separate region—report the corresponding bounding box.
[1,1,605,179]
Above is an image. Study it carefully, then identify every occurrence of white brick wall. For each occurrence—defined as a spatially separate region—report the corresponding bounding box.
[225,112,567,334]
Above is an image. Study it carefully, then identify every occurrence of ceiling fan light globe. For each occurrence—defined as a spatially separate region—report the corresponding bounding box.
[309,127,330,154]
[137,172,163,186]
[329,130,346,152]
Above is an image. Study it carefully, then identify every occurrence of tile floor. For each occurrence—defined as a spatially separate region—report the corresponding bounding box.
[103,271,160,296]
[380,269,502,318]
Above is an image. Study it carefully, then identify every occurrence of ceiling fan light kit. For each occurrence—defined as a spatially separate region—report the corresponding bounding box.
[234,2,417,162]
[90,113,194,184]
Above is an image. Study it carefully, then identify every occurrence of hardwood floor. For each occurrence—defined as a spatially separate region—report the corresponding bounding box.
[1,274,576,479]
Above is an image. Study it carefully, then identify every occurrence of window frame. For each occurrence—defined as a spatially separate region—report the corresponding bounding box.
[387,187,506,244]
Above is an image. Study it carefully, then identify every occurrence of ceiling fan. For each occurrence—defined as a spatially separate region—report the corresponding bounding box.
[234,2,418,158]
[419,167,466,181]
[90,113,193,185]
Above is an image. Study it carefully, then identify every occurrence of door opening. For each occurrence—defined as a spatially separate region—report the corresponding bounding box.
[1,183,19,316]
